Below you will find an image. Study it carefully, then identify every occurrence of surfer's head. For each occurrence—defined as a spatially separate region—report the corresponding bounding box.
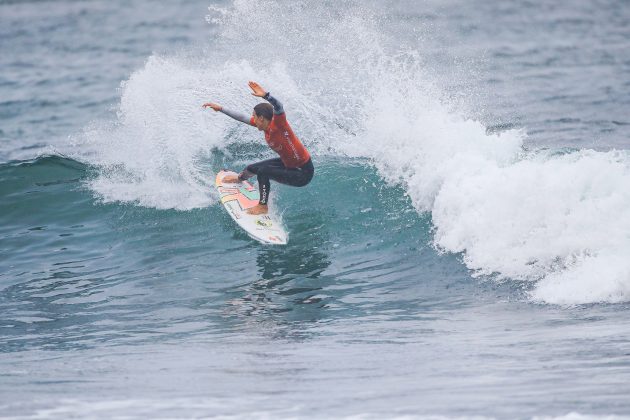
[252,103,273,131]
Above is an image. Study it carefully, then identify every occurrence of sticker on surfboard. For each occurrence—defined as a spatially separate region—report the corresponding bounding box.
[215,170,288,245]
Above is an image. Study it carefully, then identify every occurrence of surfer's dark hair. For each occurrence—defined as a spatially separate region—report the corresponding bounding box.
[253,103,273,121]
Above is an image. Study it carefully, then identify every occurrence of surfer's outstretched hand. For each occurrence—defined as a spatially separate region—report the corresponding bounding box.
[248,81,266,97]
[202,102,222,111]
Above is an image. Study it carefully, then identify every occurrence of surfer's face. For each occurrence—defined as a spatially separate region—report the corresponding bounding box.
[252,113,270,131]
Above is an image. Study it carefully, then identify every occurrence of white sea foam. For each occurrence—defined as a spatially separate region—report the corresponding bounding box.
[4,397,627,420]
[71,0,630,304]
[340,50,630,304]
[72,56,223,210]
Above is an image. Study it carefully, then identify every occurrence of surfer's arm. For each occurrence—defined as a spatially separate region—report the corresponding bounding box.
[202,102,253,126]
[248,81,285,116]
[219,107,253,125]
[262,92,284,115]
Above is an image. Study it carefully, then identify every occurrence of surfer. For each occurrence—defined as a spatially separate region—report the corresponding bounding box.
[203,81,314,215]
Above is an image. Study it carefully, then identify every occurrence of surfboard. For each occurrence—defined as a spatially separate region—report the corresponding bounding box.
[215,170,288,245]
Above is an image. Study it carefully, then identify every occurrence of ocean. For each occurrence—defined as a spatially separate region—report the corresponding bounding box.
[1,0,630,418]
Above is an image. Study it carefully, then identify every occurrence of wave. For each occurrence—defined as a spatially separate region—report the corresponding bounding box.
[60,0,630,304]
[0,154,86,188]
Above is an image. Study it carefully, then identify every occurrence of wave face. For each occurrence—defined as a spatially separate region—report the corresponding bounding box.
[58,0,630,305]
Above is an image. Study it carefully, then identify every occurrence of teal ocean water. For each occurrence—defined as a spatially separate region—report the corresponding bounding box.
[2,1,630,418]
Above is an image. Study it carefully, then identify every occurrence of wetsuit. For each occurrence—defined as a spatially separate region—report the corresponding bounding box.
[220,93,314,205]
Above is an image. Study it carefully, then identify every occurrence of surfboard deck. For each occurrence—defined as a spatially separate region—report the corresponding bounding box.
[215,170,288,245]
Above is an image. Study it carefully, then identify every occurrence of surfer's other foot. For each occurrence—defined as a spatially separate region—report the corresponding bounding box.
[247,204,268,215]
[222,174,240,183]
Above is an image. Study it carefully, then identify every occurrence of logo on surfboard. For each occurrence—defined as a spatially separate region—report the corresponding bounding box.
[256,219,273,228]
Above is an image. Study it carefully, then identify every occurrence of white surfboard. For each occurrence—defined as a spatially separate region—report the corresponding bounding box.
[215,170,288,245]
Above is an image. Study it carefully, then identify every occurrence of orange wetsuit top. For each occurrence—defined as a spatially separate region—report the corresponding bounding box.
[220,92,310,168]
[249,113,310,168]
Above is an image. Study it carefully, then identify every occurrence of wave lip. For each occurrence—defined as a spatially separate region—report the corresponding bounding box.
[428,149,630,305]
[333,49,630,304]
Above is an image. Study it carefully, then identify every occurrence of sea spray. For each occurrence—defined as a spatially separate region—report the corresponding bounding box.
[69,0,630,304]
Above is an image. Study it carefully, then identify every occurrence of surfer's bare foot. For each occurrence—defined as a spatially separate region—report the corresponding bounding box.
[247,204,268,215]
[222,174,240,183]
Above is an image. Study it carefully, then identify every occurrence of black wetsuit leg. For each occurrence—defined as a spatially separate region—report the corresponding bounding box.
[244,158,314,205]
